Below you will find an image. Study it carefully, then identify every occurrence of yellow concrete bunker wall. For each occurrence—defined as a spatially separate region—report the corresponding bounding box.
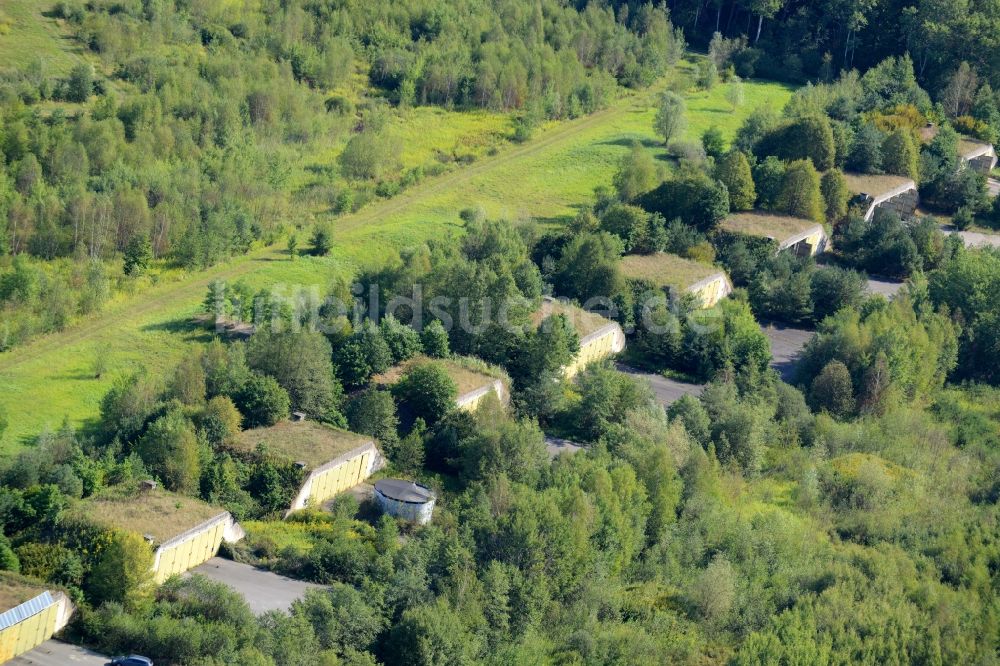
[306,449,375,507]
[565,328,622,377]
[689,275,731,308]
[0,601,58,661]
[153,517,228,583]
[800,229,826,256]
[456,381,505,412]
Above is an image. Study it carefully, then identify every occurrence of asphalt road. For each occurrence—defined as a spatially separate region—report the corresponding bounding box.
[987,177,1000,197]
[10,641,108,666]
[760,323,814,382]
[939,223,1000,249]
[190,557,323,615]
[617,363,704,407]
[865,276,904,298]
[545,436,583,459]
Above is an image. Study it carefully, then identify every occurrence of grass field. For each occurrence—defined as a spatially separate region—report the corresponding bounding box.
[0,61,793,449]
[0,0,82,74]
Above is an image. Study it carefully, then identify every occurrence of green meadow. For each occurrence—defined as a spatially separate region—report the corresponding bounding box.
[0,64,793,448]
[0,0,82,74]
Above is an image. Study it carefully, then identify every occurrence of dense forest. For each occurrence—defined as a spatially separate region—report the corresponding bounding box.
[664,0,1000,92]
[0,0,681,350]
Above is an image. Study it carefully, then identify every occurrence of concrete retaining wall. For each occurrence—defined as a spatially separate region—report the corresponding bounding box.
[780,225,829,256]
[0,592,75,662]
[288,442,380,513]
[152,512,243,583]
[686,273,733,308]
[563,323,626,377]
[455,378,507,411]
[860,181,919,221]
[961,145,997,173]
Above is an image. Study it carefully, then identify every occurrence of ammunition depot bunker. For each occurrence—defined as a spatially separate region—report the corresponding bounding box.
[69,485,244,583]
[721,212,829,256]
[375,355,508,411]
[621,253,732,308]
[231,420,381,514]
[0,575,74,662]
[958,137,997,173]
[531,297,625,377]
[844,173,918,221]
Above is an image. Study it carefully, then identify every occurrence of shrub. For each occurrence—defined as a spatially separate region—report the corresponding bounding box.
[420,321,450,358]
[311,222,334,256]
[756,115,836,170]
[87,530,155,608]
[339,132,399,180]
[701,125,725,159]
[809,360,855,418]
[638,172,729,232]
[820,169,849,223]
[715,151,756,211]
[613,142,658,202]
[778,159,824,221]
[392,362,458,426]
[234,373,291,428]
[135,407,201,493]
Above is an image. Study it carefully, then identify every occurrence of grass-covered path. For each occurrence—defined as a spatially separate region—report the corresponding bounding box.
[0,67,793,448]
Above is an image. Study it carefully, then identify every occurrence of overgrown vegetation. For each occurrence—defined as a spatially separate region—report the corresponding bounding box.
[2,2,1000,664]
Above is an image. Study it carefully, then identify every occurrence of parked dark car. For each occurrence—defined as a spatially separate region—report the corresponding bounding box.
[106,657,153,666]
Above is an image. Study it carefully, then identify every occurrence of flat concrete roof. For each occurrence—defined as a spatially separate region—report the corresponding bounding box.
[375,479,435,503]
[232,421,372,469]
[70,485,227,544]
[620,253,722,291]
[721,212,819,243]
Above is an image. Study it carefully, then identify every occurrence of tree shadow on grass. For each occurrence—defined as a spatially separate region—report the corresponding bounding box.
[140,318,215,344]
[533,213,577,229]
[599,136,661,149]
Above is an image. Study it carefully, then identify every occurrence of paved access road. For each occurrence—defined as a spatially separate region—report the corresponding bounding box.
[987,177,1000,197]
[939,223,1000,249]
[190,557,323,615]
[617,363,704,407]
[760,323,814,382]
[10,640,107,665]
[865,276,904,298]
[950,228,1000,248]
[545,436,583,459]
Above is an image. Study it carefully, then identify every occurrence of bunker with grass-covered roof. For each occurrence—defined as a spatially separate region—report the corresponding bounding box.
[0,574,75,662]
[721,212,829,256]
[68,483,244,584]
[531,297,625,377]
[230,419,382,514]
[621,253,732,308]
[374,355,509,411]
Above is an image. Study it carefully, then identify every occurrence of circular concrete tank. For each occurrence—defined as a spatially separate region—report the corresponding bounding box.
[374,479,436,525]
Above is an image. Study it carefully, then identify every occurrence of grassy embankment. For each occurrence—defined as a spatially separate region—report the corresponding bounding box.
[0,60,793,448]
